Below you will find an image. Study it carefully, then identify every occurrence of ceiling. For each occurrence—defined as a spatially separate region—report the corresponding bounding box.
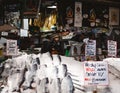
[0,0,119,9]
[0,0,120,4]
[95,0,120,4]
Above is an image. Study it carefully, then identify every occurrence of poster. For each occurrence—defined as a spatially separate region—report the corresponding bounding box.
[74,2,82,27]
[70,44,83,56]
[107,40,117,57]
[85,40,96,57]
[7,40,17,56]
[109,7,119,25]
[65,6,74,27]
[84,61,109,86]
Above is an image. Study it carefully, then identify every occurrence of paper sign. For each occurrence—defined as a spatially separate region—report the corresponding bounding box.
[84,61,109,86]
[108,40,117,57]
[1,32,8,36]
[85,40,96,57]
[7,40,17,56]
[23,19,29,30]
[20,29,28,37]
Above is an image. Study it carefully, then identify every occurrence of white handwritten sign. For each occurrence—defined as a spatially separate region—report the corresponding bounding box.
[20,29,28,37]
[108,40,117,57]
[7,40,17,56]
[84,61,109,86]
[85,40,96,57]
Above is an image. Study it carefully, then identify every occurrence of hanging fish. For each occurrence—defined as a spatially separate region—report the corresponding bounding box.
[52,54,61,66]
[36,78,49,93]
[58,64,68,80]
[22,70,35,89]
[1,86,9,93]
[61,75,74,93]
[21,88,36,93]
[36,57,40,65]
[36,64,47,80]
[48,78,61,93]
[7,68,25,92]
[40,52,53,67]
[47,65,61,93]
[0,63,4,76]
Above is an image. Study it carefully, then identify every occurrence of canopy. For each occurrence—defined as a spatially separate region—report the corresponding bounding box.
[0,24,17,32]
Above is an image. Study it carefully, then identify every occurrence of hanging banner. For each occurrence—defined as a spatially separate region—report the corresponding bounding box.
[65,6,74,28]
[107,40,117,57]
[84,61,109,86]
[74,2,82,27]
[85,40,96,57]
[109,7,119,26]
[7,40,17,56]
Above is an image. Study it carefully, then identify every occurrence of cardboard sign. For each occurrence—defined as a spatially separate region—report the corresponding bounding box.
[108,40,117,57]
[85,40,96,57]
[84,61,109,86]
[7,40,17,56]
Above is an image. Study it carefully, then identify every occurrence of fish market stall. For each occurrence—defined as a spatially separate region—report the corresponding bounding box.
[0,52,120,93]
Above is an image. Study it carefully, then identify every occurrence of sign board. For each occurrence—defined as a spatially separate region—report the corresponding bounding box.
[20,29,28,37]
[1,32,8,36]
[85,40,96,57]
[84,61,109,86]
[7,40,17,56]
[23,19,29,30]
[108,40,117,57]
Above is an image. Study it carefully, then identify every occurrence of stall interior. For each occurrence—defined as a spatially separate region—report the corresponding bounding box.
[0,0,120,61]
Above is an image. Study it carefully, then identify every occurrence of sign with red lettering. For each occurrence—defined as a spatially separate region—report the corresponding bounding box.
[84,61,109,86]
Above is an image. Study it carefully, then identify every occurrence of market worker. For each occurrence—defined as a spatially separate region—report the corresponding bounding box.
[50,33,65,55]
[41,35,51,54]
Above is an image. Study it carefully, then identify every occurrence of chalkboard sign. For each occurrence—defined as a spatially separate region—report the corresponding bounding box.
[84,61,109,86]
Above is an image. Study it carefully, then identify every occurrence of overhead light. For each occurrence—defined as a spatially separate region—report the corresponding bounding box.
[47,5,57,9]
[38,13,41,15]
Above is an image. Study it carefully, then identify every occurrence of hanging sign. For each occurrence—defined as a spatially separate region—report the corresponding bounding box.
[20,29,28,37]
[74,2,82,27]
[84,61,109,86]
[85,40,96,57]
[7,40,17,56]
[107,40,117,57]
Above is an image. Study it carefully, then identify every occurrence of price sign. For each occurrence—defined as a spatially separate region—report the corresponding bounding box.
[7,40,17,56]
[85,40,96,57]
[108,40,117,57]
[84,61,109,86]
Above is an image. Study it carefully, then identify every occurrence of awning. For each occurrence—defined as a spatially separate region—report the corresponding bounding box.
[0,24,17,32]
